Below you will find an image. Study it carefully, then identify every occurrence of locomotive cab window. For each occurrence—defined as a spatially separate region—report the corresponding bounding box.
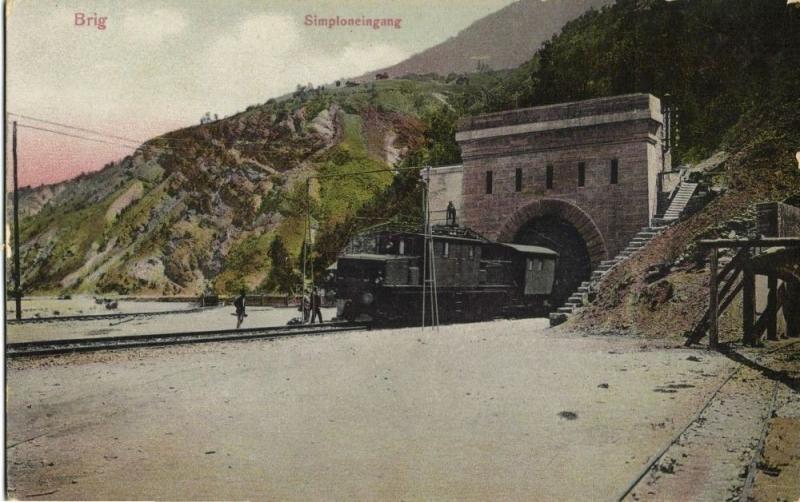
[578,162,586,187]
[485,171,493,194]
[610,159,619,185]
[546,165,554,189]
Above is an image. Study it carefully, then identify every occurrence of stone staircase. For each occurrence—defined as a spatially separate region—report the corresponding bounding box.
[659,182,698,223]
[549,179,702,325]
[554,224,667,316]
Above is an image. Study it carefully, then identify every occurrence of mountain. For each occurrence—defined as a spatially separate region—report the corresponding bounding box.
[360,0,611,79]
[10,0,800,305]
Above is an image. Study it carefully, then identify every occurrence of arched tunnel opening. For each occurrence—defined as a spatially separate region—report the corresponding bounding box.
[514,215,592,307]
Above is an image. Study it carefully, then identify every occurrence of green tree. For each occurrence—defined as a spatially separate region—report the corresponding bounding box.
[424,106,462,166]
[263,236,299,296]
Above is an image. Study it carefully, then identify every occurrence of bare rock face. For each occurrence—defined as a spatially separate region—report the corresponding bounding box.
[16,182,70,218]
[383,131,402,166]
[310,105,340,145]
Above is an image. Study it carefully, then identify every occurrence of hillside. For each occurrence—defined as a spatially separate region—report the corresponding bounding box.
[11,79,453,296]
[360,0,610,78]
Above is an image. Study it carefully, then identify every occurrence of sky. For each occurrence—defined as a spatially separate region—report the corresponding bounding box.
[5,0,519,186]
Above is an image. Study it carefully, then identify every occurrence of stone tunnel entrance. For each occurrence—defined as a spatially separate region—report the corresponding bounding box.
[514,216,592,306]
[496,198,608,309]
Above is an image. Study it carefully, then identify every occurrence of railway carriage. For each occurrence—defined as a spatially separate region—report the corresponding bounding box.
[332,225,557,324]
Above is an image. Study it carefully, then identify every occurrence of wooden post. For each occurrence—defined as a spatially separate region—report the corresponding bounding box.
[12,120,22,320]
[742,249,755,346]
[709,247,719,350]
[767,274,778,341]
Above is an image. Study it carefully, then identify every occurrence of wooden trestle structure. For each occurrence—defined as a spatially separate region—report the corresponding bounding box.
[698,237,800,348]
[689,201,800,349]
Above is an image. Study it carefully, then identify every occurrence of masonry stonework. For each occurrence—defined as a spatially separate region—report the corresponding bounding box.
[421,165,463,226]
[454,93,668,268]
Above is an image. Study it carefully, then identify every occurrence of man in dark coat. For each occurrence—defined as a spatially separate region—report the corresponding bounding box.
[234,289,247,329]
[310,287,323,324]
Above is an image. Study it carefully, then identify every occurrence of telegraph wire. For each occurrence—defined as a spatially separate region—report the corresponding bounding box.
[6,111,290,147]
[7,112,194,146]
[15,124,143,149]
[12,123,183,155]
[8,112,145,146]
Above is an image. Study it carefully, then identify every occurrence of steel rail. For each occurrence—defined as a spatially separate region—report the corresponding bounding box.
[740,380,780,500]
[7,322,369,358]
[615,340,799,501]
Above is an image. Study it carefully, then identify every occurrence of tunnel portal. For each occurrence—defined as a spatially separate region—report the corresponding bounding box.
[514,216,591,306]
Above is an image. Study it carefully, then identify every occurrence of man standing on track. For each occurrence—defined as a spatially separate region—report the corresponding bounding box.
[234,289,247,329]
[310,287,323,324]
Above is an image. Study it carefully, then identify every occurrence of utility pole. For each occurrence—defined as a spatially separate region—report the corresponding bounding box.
[421,166,439,330]
[12,120,22,320]
[421,173,427,329]
[300,178,310,324]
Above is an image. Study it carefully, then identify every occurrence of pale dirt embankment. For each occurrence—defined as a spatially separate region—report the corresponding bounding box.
[7,318,748,501]
[6,303,337,343]
[5,296,196,319]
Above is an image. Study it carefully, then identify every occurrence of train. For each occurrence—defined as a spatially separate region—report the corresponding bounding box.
[329,224,558,324]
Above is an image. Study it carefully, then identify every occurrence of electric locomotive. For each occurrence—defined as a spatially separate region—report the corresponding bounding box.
[331,224,558,324]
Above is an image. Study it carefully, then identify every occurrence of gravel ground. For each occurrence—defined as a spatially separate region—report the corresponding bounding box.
[6,306,337,343]
[5,319,747,500]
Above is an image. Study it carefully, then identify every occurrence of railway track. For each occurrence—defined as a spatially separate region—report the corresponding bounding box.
[6,306,214,325]
[616,341,798,501]
[6,322,370,358]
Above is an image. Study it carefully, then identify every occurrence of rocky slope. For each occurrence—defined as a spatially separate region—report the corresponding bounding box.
[12,79,445,296]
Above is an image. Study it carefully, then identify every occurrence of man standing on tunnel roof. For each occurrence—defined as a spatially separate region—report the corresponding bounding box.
[446,201,457,226]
